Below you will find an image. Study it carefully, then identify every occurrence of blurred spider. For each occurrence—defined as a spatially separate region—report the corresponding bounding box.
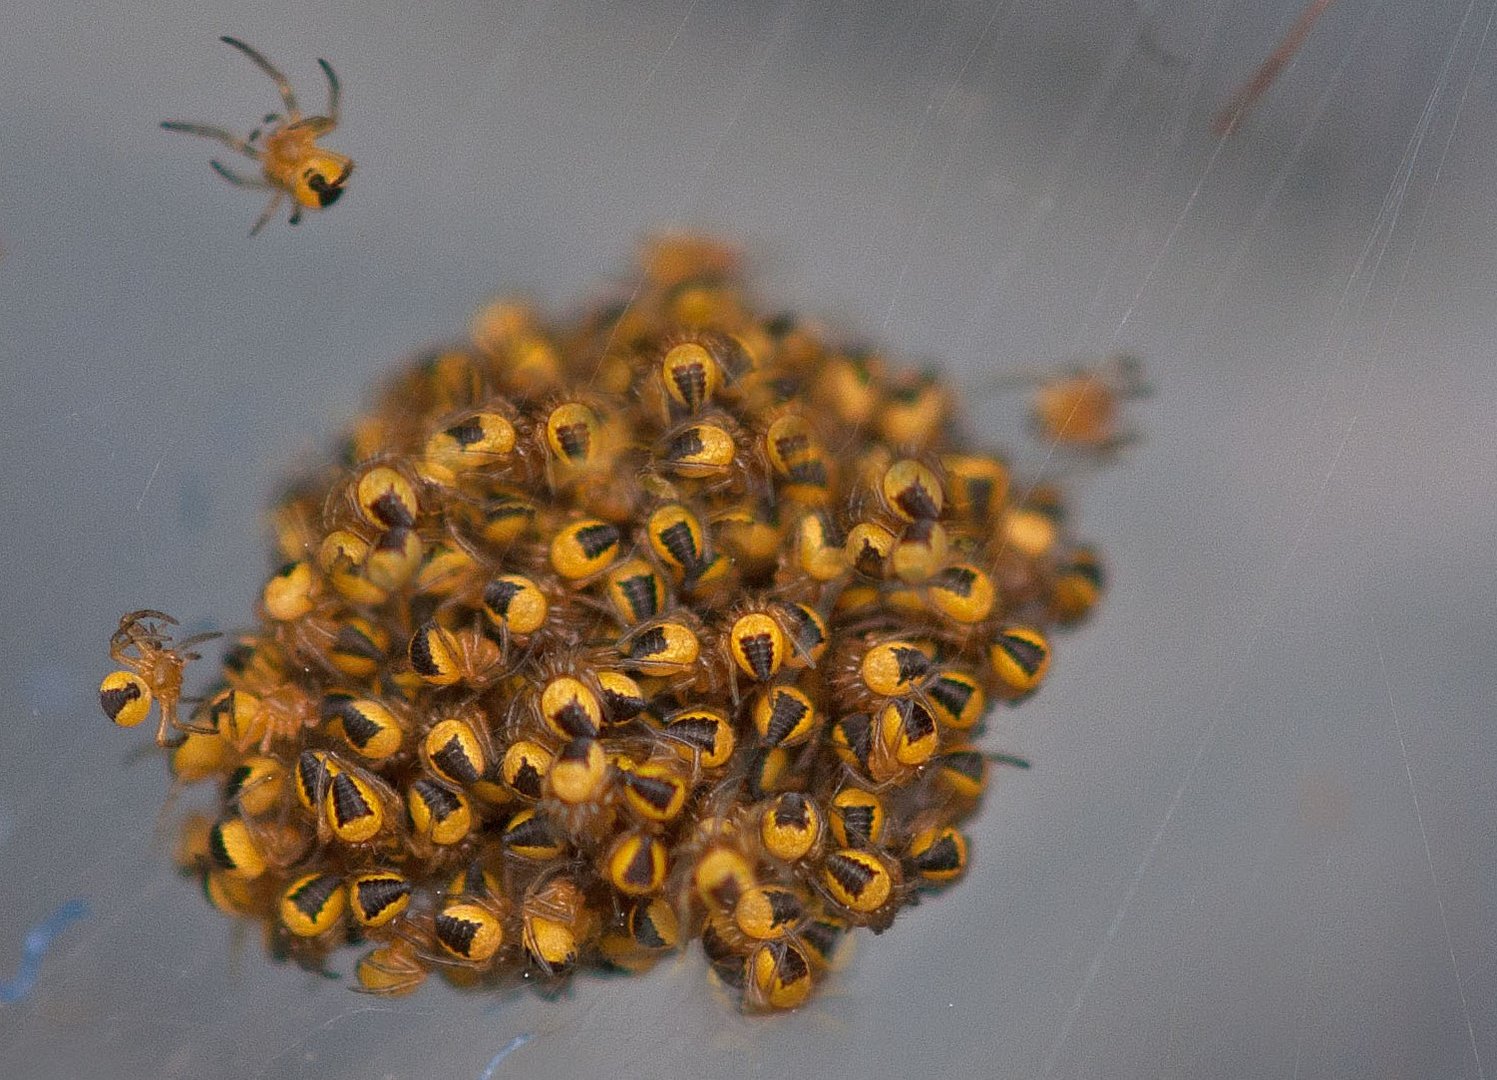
[162,36,352,235]
[1030,354,1148,456]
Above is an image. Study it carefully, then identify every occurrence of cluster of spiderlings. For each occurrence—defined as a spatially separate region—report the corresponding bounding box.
[102,236,1111,1011]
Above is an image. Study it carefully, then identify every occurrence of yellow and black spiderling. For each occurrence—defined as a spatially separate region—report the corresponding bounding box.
[481,573,549,636]
[521,877,593,977]
[293,748,336,814]
[407,620,504,689]
[99,670,151,730]
[596,670,647,726]
[821,848,899,925]
[881,459,944,523]
[759,792,823,864]
[503,807,567,861]
[660,341,721,413]
[355,939,428,996]
[280,871,347,937]
[102,610,219,748]
[162,37,352,236]
[324,766,386,845]
[354,465,419,530]
[872,697,941,778]
[620,618,701,676]
[774,601,828,669]
[407,777,473,846]
[604,559,666,626]
[501,740,553,801]
[844,521,896,578]
[1029,355,1146,456]
[223,755,285,816]
[745,938,814,1011]
[545,401,602,464]
[662,707,736,770]
[660,418,738,479]
[545,737,609,810]
[925,669,987,731]
[604,831,669,896]
[692,837,759,913]
[734,884,806,942]
[348,871,412,928]
[928,562,996,624]
[765,414,831,504]
[619,759,689,824]
[989,625,1053,699]
[740,742,790,798]
[646,502,710,580]
[101,235,1129,1010]
[421,716,488,787]
[435,898,506,965]
[324,616,390,679]
[1051,545,1105,626]
[208,817,268,880]
[933,748,989,801]
[538,675,603,740]
[794,512,848,581]
[727,610,787,683]
[326,695,403,760]
[752,684,818,748]
[628,896,680,952]
[828,788,886,848]
[906,825,969,885]
[422,411,517,482]
[172,730,232,783]
[550,519,621,580]
[858,638,936,699]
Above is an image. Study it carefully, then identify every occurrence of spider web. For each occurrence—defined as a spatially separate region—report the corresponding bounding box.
[1,1,1495,1077]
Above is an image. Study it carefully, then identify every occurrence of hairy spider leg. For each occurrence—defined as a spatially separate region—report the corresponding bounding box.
[318,59,340,125]
[1213,0,1337,134]
[160,122,260,160]
[250,191,287,237]
[221,35,302,121]
[210,160,272,188]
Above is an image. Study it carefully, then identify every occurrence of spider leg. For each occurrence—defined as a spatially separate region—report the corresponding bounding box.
[125,608,178,627]
[155,702,187,750]
[289,207,303,226]
[210,160,272,189]
[249,191,285,237]
[220,36,301,121]
[178,630,224,651]
[285,115,335,136]
[966,369,1046,403]
[986,752,1031,770]
[1212,0,1337,134]
[318,58,340,126]
[161,121,260,160]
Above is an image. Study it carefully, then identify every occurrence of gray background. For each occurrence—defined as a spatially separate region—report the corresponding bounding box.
[1,0,1494,1077]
